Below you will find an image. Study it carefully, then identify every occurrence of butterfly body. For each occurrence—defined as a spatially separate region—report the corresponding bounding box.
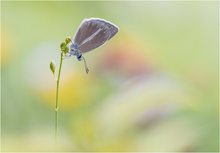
[70,43,82,61]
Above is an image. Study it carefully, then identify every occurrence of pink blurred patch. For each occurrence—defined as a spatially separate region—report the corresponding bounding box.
[96,45,154,78]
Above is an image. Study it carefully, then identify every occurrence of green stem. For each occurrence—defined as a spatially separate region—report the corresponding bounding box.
[55,52,63,143]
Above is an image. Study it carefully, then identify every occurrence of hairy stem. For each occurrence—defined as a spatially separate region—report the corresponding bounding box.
[55,52,63,143]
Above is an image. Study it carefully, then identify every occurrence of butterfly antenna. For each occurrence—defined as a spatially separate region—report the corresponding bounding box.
[81,56,89,73]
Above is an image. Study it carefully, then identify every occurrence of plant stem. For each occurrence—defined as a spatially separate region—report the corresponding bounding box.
[55,52,63,143]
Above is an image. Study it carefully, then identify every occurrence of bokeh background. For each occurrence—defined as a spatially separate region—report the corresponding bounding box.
[1,1,219,152]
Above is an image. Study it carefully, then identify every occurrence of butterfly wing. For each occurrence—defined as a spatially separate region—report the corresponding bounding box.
[73,18,119,53]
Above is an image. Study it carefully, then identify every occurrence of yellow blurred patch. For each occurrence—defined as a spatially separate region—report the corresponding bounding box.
[1,28,13,65]
[39,72,100,111]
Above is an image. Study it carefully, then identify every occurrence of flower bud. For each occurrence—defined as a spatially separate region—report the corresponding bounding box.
[50,61,55,75]
[60,42,66,51]
[63,46,69,54]
[65,37,72,45]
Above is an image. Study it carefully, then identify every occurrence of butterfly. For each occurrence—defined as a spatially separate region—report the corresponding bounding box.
[68,18,119,73]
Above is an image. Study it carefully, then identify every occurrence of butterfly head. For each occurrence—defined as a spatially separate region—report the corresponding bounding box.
[70,43,78,53]
[69,43,82,61]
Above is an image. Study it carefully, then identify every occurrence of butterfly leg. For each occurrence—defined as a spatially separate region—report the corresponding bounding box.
[81,56,89,74]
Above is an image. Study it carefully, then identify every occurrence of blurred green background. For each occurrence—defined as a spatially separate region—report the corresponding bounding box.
[1,1,219,152]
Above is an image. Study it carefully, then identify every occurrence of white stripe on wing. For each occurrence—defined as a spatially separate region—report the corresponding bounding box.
[78,28,102,47]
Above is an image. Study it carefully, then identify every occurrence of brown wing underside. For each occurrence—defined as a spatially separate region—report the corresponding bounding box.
[73,18,119,53]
